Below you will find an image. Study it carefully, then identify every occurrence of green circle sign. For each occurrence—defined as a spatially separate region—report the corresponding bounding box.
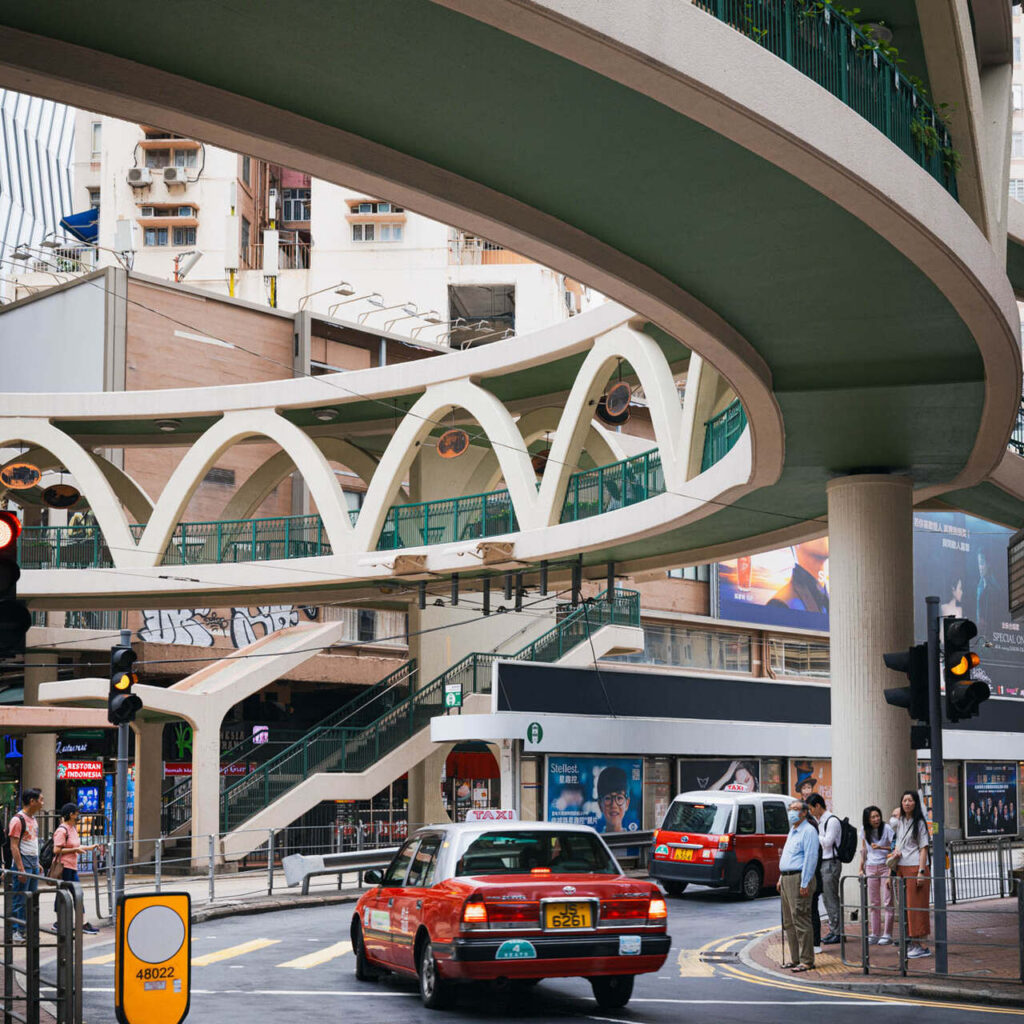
[526,722,543,744]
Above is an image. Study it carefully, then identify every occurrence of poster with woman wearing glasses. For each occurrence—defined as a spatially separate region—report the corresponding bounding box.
[545,756,644,833]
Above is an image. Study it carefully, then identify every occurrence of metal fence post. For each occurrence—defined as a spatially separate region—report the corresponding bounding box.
[1018,881,1024,985]
[25,892,39,1024]
[5,880,14,1024]
[209,835,216,903]
[155,836,162,893]
[268,830,275,896]
[895,875,907,977]
[999,841,1006,899]
[859,874,869,975]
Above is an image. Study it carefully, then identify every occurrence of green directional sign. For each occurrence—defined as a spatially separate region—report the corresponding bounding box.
[526,721,543,744]
[443,682,462,708]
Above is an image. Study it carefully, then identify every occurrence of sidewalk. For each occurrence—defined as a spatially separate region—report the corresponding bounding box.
[747,898,1024,1007]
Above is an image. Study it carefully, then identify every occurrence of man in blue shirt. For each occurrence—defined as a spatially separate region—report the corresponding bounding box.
[776,800,819,970]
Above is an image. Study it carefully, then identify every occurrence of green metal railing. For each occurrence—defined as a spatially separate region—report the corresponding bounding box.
[377,490,519,550]
[701,399,747,471]
[559,449,664,523]
[219,590,639,832]
[694,0,957,196]
[1009,400,1024,457]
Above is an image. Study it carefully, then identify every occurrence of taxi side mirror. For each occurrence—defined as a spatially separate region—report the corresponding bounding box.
[363,869,383,885]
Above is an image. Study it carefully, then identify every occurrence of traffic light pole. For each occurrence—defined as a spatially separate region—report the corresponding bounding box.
[925,596,948,973]
[113,629,131,908]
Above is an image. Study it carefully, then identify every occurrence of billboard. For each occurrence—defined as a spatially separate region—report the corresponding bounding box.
[717,539,829,631]
[964,762,1018,838]
[545,756,643,834]
[789,758,833,810]
[913,512,1024,698]
[677,758,760,794]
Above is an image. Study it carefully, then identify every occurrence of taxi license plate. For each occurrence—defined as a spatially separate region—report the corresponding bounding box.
[544,902,592,929]
[672,848,694,862]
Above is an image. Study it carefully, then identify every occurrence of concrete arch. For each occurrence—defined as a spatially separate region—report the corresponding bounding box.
[354,379,541,549]
[0,420,138,565]
[135,411,355,567]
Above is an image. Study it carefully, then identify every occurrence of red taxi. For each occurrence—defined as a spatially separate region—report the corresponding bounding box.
[352,821,670,1010]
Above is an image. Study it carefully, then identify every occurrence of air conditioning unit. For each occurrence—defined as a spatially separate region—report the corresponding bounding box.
[163,166,188,185]
[127,168,152,187]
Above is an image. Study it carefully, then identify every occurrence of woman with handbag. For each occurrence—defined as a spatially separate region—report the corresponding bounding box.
[858,805,895,944]
[889,790,931,959]
[48,803,102,935]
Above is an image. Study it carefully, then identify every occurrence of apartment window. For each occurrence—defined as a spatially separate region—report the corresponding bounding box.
[202,467,235,486]
[173,149,197,168]
[282,188,311,221]
[173,226,196,246]
[352,223,375,242]
[1015,133,1024,159]
[145,149,171,169]
[241,216,251,251]
[768,637,830,680]
[606,622,752,673]
[241,155,251,184]
[144,228,169,247]
[1011,179,1024,202]
[350,200,403,214]
[379,223,403,242]
[87,188,100,210]
[90,122,101,159]
[667,565,711,582]
[357,610,376,643]
[1015,85,1024,111]
[1016,37,1022,63]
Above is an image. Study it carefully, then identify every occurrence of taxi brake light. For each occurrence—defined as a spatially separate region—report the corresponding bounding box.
[462,900,488,924]
[530,867,551,875]
[717,835,732,851]
[647,897,668,920]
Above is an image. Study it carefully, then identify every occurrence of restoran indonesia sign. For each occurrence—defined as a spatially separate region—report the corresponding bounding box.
[164,762,252,778]
[56,760,104,780]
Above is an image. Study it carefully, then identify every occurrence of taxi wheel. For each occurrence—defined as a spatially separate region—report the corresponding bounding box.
[590,974,634,1009]
[418,939,454,1010]
[663,881,687,897]
[353,923,380,982]
[739,864,763,901]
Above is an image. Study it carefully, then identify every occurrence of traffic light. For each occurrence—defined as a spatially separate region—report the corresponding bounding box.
[108,643,142,725]
[883,643,930,721]
[0,510,30,659]
[943,617,989,722]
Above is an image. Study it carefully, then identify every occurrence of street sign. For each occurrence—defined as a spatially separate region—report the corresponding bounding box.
[443,682,462,708]
[116,892,190,1024]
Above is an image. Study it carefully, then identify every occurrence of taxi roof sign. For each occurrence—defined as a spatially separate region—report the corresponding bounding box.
[116,892,190,1024]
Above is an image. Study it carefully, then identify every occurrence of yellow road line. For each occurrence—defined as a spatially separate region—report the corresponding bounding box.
[82,953,115,965]
[720,963,1024,1016]
[192,938,280,967]
[277,941,352,970]
[676,948,715,978]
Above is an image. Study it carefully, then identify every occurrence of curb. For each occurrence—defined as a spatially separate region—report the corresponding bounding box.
[737,932,1024,1010]
[191,891,359,923]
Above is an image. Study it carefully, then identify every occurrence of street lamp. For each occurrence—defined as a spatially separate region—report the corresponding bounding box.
[298,281,355,310]
[357,300,416,325]
[384,307,439,332]
[326,291,383,317]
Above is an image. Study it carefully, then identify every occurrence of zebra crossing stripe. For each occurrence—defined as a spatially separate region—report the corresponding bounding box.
[192,938,281,966]
[277,941,352,969]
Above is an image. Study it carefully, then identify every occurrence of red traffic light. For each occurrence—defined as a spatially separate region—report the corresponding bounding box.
[0,511,21,552]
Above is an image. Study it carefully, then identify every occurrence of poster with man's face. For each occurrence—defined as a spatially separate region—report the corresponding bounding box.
[546,756,643,834]
[677,759,761,794]
[789,759,833,811]
[964,762,1018,838]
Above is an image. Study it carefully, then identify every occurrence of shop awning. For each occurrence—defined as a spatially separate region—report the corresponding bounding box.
[59,208,99,245]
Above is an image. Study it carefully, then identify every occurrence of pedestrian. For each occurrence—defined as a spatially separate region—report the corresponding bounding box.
[776,799,819,972]
[48,804,102,935]
[806,793,842,944]
[7,788,43,944]
[858,805,894,945]
[889,790,932,958]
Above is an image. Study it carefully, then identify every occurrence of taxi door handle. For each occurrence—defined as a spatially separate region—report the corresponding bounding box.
[416,900,423,910]
[388,898,395,907]
[765,842,775,847]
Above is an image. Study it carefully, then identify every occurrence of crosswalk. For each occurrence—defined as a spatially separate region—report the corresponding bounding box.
[84,938,353,972]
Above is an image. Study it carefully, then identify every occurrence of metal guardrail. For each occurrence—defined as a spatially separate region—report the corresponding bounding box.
[1009,401,1024,456]
[838,873,1024,983]
[948,836,1024,903]
[1,872,84,1024]
[701,399,747,472]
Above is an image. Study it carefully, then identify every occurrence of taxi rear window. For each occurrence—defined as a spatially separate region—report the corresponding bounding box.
[454,830,617,876]
[661,801,732,835]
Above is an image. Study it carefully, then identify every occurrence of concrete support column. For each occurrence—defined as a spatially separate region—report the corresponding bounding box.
[131,721,163,861]
[827,474,916,822]
[407,743,452,830]
[190,724,221,866]
[22,655,56,810]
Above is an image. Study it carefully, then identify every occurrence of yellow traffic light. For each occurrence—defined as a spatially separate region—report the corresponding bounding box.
[114,673,136,691]
[948,652,980,677]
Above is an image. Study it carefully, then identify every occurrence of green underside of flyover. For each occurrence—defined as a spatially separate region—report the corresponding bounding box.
[935,480,1024,531]
[5,0,987,560]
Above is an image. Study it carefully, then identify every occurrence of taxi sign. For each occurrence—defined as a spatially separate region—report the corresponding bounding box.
[116,892,190,1024]
[464,808,518,822]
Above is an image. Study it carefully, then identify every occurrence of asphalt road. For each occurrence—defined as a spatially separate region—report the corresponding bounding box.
[75,887,1013,1023]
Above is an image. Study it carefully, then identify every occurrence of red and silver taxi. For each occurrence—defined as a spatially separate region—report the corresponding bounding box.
[351,821,670,1010]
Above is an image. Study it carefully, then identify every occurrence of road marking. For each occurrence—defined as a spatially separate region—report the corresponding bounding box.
[278,941,352,969]
[82,988,416,996]
[675,948,714,977]
[82,953,116,965]
[192,938,281,966]
[720,964,1024,1016]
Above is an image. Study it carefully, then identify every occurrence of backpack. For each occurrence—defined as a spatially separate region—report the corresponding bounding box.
[829,814,859,864]
[1,813,26,869]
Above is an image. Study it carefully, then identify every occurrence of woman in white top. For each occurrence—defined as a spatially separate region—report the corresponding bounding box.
[889,790,932,958]
[858,805,894,943]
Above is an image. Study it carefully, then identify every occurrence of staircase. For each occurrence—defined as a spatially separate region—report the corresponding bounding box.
[219,590,640,842]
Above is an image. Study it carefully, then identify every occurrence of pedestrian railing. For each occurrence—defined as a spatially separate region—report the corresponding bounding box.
[838,873,1024,983]
[1010,400,1024,457]
[948,836,1024,903]
[0,872,84,1024]
[701,399,747,472]
[693,0,958,196]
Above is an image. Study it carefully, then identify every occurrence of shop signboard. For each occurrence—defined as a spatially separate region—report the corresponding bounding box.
[964,762,1018,838]
[677,758,760,794]
[545,756,643,834]
[56,760,104,780]
[163,762,251,778]
[789,758,834,810]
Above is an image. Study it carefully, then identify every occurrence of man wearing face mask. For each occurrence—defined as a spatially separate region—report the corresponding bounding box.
[776,800,819,972]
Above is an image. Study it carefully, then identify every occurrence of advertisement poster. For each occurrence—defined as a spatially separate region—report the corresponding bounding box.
[546,756,643,833]
[790,758,833,810]
[964,762,1018,838]
[914,512,1024,699]
[717,539,829,631]
[677,759,760,794]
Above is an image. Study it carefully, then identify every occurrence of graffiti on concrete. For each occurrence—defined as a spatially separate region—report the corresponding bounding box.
[139,606,319,648]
